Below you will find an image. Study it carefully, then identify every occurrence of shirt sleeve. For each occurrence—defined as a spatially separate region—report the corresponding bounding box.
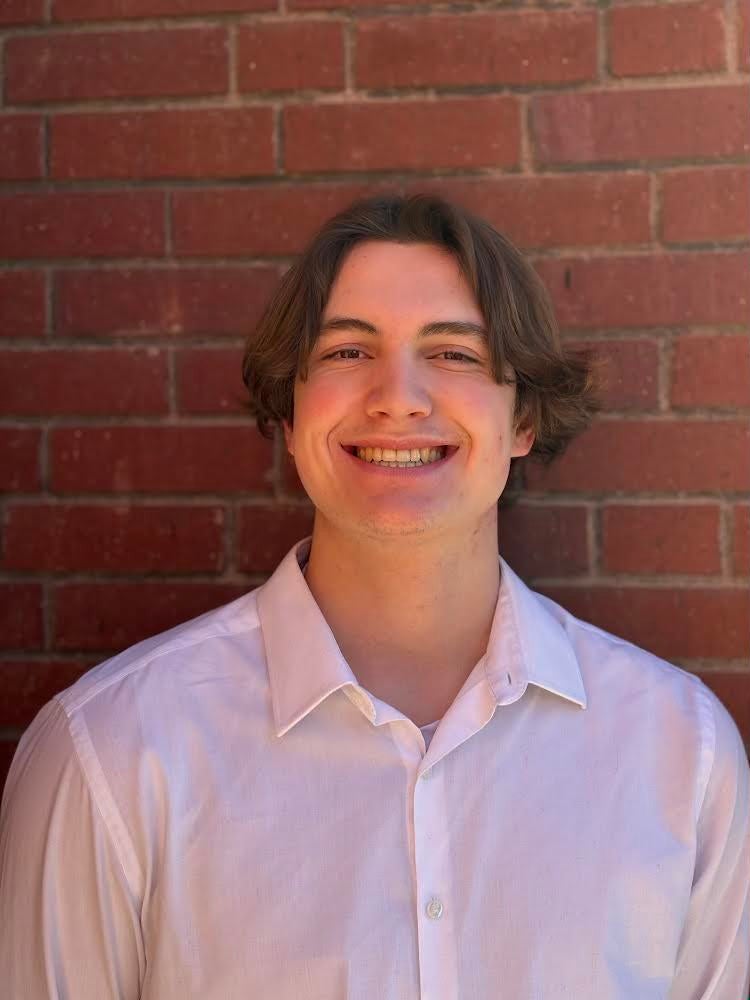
[0,698,145,999]
[668,688,750,1000]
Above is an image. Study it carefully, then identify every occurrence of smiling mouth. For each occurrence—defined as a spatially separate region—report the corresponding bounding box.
[343,445,453,467]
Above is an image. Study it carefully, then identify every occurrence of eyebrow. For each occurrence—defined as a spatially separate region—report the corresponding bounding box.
[318,316,489,343]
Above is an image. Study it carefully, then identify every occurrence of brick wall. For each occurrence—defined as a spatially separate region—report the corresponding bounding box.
[1,0,749,788]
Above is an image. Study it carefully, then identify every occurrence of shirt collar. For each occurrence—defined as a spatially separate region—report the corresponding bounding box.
[256,536,586,738]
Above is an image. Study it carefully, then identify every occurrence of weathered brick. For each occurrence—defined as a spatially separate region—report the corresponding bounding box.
[0,192,165,259]
[3,504,225,572]
[357,11,596,88]
[696,671,750,743]
[404,174,651,249]
[0,116,43,180]
[176,347,247,415]
[0,348,168,416]
[51,426,273,493]
[538,583,749,661]
[533,86,750,165]
[284,98,521,173]
[498,503,589,578]
[0,0,44,24]
[237,505,315,573]
[671,334,750,409]
[0,271,46,338]
[0,585,43,650]
[740,0,750,70]
[172,182,385,257]
[734,504,749,575]
[290,0,431,7]
[536,252,750,331]
[0,660,90,727]
[237,21,345,93]
[53,0,273,19]
[51,108,274,181]
[572,338,659,411]
[661,166,750,243]
[602,503,721,575]
[0,429,41,492]
[54,581,247,651]
[6,28,228,104]
[524,419,750,493]
[56,266,279,337]
[609,0,725,76]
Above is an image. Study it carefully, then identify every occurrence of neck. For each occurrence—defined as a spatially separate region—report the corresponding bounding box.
[302,513,501,726]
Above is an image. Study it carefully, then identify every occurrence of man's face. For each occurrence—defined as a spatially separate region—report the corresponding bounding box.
[283,240,535,542]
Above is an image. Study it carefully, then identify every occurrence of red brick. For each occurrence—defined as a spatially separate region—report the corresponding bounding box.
[536,252,750,331]
[661,166,750,243]
[0,271,46,338]
[51,108,274,181]
[696,671,750,743]
[671,334,750,409]
[357,11,596,88]
[0,585,43,650]
[609,0,725,76]
[538,583,749,661]
[740,0,749,70]
[0,348,168,416]
[0,742,20,798]
[0,429,41,492]
[284,98,521,173]
[54,581,247,651]
[237,505,315,573]
[734,504,749,575]
[0,660,91,728]
[56,266,278,337]
[290,0,431,7]
[573,338,659,411]
[498,503,589,578]
[172,183,386,257]
[0,0,44,24]
[524,419,750,493]
[176,347,246,415]
[3,503,225,573]
[602,503,721,575]
[281,447,306,497]
[238,21,344,93]
[406,174,650,250]
[51,426,273,493]
[6,28,228,104]
[0,192,164,259]
[533,86,750,166]
[53,0,273,19]
[0,117,43,181]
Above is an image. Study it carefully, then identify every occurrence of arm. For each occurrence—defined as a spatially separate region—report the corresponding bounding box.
[669,689,750,1000]
[0,699,144,999]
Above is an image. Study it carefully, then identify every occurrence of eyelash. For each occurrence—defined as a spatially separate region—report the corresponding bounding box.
[321,348,480,364]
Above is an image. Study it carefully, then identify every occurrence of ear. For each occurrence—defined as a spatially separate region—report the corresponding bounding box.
[511,420,535,459]
[282,419,294,457]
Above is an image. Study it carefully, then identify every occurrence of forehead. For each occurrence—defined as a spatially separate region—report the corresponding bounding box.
[323,241,483,321]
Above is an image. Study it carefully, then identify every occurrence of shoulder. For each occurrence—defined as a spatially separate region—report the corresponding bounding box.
[54,587,264,722]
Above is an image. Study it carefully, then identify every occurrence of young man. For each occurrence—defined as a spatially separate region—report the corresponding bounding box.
[1,194,748,999]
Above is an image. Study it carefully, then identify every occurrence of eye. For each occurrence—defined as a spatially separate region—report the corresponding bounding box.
[434,350,481,364]
[321,348,366,361]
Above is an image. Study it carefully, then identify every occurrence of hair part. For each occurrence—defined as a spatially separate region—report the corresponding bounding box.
[242,191,605,468]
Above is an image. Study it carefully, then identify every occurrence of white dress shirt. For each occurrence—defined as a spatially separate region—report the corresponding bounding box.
[1,535,748,1000]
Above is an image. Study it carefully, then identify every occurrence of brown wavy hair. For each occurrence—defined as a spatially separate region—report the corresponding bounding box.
[242,192,604,468]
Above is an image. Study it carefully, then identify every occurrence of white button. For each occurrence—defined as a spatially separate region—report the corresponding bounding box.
[426,897,444,920]
[420,767,432,780]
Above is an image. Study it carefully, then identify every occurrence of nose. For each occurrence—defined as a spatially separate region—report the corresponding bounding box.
[363,353,433,420]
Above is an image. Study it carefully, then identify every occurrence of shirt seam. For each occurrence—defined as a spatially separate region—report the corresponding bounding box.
[53,695,144,901]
